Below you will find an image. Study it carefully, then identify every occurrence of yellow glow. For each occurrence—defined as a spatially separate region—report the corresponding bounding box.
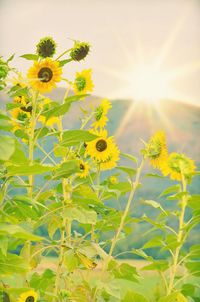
[128,65,171,103]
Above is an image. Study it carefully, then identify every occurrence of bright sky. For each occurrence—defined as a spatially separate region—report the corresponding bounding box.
[0,0,200,105]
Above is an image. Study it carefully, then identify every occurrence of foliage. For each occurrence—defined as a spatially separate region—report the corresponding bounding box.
[0,37,199,302]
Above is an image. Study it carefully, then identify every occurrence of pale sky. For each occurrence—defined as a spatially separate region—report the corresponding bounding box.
[0,0,200,105]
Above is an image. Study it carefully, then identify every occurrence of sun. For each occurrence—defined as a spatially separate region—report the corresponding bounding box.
[128,65,171,103]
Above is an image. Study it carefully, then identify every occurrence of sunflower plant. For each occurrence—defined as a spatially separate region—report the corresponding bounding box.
[0,37,199,302]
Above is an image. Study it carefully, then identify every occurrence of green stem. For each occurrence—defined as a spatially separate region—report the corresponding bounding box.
[28,91,38,198]
[167,174,187,295]
[103,159,145,271]
[53,86,71,300]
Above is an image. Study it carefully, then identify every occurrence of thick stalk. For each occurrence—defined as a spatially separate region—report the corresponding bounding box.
[167,174,187,295]
[28,91,38,198]
[53,88,71,300]
[103,159,145,270]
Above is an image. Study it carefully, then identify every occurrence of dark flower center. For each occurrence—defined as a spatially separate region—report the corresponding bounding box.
[75,76,86,91]
[96,139,107,152]
[25,296,35,302]
[20,106,32,113]
[80,163,85,170]
[38,67,53,83]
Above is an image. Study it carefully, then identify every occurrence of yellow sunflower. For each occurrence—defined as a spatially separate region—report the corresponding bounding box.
[145,131,168,170]
[73,69,94,95]
[78,160,90,178]
[99,146,120,171]
[86,131,116,162]
[92,99,112,129]
[38,98,59,127]
[162,152,196,181]
[109,175,118,184]
[17,290,38,302]
[27,58,62,93]
[10,107,31,122]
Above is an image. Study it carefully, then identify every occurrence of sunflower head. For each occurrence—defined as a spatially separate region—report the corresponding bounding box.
[36,36,56,58]
[144,131,168,169]
[27,58,62,93]
[162,152,196,181]
[73,69,94,95]
[70,41,90,61]
[109,175,118,184]
[17,290,37,302]
[78,160,90,178]
[92,99,112,129]
[86,130,120,166]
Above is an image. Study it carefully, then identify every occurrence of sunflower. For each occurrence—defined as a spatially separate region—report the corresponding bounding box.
[11,107,31,122]
[17,290,37,302]
[77,160,90,178]
[99,146,120,171]
[36,36,56,58]
[92,99,112,129]
[86,129,119,166]
[109,175,118,184]
[162,152,196,181]
[38,98,59,127]
[27,58,62,93]
[145,131,168,170]
[70,41,90,61]
[73,69,94,95]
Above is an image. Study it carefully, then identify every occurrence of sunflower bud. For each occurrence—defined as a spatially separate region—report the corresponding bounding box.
[70,41,90,61]
[36,36,56,58]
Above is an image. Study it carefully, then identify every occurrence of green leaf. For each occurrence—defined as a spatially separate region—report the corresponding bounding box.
[188,195,200,211]
[120,153,138,164]
[122,291,149,302]
[181,283,195,297]
[142,260,168,272]
[143,236,163,249]
[159,184,181,197]
[0,113,12,131]
[185,261,200,276]
[64,94,89,103]
[6,163,54,176]
[7,53,15,62]
[0,135,15,161]
[117,166,137,178]
[111,262,139,282]
[63,250,79,272]
[63,206,97,224]
[61,130,98,147]
[53,160,80,179]
[42,102,72,120]
[142,199,167,215]
[59,58,72,66]
[145,173,164,178]
[20,53,38,60]
[30,269,55,293]
[0,223,43,241]
[0,251,29,274]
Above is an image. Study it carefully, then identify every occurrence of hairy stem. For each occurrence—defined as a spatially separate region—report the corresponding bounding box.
[103,159,145,270]
[167,174,187,295]
[53,87,71,300]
